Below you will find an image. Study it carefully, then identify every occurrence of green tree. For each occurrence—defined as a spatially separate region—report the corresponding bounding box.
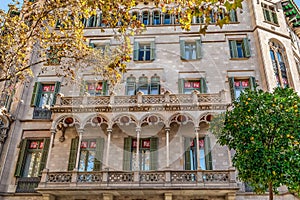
[214,88,300,200]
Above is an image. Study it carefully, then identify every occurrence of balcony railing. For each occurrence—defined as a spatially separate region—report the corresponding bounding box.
[52,91,226,113]
[33,107,52,119]
[38,169,236,190]
[16,177,40,193]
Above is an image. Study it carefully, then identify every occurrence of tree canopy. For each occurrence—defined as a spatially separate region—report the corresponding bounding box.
[213,87,300,200]
[0,0,243,89]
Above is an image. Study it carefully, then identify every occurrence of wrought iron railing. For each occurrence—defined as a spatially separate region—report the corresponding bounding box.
[16,177,40,193]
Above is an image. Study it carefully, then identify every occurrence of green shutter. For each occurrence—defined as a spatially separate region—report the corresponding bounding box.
[150,137,159,170]
[243,38,251,58]
[204,136,213,170]
[229,40,238,58]
[133,41,139,61]
[150,41,156,61]
[39,138,50,175]
[123,137,132,171]
[102,81,108,95]
[178,78,184,94]
[229,10,237,22]
[94,138,105,171]
[184,137,191,170]
[180,40,185,59]
[89,42,95,48]
[200,78,207,93]
[249,76,256,91]
[68,137,79,171]
[196,39,202,59]
[52,81,61,105]
[30,82,42,107]
[14,139,28,177]
[228,77,236,101]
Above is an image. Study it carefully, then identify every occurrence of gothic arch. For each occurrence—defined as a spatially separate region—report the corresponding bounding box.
[51,114,81,130]
[167,112,196,127]
[82,114,109,129]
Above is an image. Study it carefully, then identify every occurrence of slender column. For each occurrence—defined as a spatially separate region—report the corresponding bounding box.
[105,128,112,168]
[136,127,141,171]
[46,129,56,169]
[195,127,201,170]
[165,127,170,168]
[75,129,84,170]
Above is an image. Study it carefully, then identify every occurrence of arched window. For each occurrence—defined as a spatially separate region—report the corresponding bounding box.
[138,75,148,94]
[131,11,139,22]
[153,11,161,25]
[142,11,150,25]
[126,76,136,95]
[269,41,289,88]
[150,75,160,94]
[163,13,171,24]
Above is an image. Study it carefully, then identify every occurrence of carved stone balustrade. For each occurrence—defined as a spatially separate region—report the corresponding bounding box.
[52,91,227,113]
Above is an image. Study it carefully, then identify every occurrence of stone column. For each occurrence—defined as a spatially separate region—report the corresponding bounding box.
[45,129,56,169]
[136,127,141,171]
[195,127,201,170]
[105,128,112,168]
[75,129,84,170]
[165,127,170,168]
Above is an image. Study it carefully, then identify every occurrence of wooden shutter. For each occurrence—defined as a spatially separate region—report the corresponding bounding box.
[180,40,185,59]
[184,137,191,170]
[150,41,156,61]
[102,81,108,95]
[133,41,139,61]
[94,138,105,171]
[150,137,159,170]
[196,39,202,59]
[204,136,213,170]
[52,81,61,105]
[68,137,79,171]
[14,139,28,177]
[228,77,236,101]
[200,78,207,93]
[178,78,184,94]
[249,76,256,91]
[229,40,238,58]
[30,82,42,107]
[123,137,132,171]
[39,138,50,175]
[243,38,251,58]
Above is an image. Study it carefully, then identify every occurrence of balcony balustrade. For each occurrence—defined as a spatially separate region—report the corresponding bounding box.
[33,107,52,119]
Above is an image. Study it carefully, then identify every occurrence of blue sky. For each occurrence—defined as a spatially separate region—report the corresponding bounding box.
[0,0,300,12]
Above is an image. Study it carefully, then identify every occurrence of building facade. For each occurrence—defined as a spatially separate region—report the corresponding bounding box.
[0,0,300,199]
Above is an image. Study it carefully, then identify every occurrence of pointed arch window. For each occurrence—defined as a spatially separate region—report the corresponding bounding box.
[269,41,289,88]
[150,75,160,95]
[138,76,149,94]
[126,76,137,95]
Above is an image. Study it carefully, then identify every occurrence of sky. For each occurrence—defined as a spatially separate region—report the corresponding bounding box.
[0,0,300,13]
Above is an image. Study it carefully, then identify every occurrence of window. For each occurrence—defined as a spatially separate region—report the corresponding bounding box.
[229,10,238,22]
[229,38,251,58]
[126,76,137,95]
[123,137,158,171]
[142,11,150,25]
[30,82,61,108]
[14,138,50,177]
[137,76,148,94]
[262,3,278,25]
[150,75,160,95]
[68,137,104,171]
[163,13,171,24]
[228,77,256,100]
[192,14,204,24]
[46,46,61,65]
[184,137,212,170]
[178,78,207,94]
[81,81,108,96]
[153,11,161,25]
[270,41,289,88]
[133,41,155,61]
[180,40,202,60]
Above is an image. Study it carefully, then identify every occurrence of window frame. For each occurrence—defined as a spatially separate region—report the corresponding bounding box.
[228,77,256,101]
[81,80,108,96]
[229,38,251,59]
[133,41,155,61]
[262,3,278,25]
[180,39,202,60]
[178,78,207,94]
[30,82,61,107]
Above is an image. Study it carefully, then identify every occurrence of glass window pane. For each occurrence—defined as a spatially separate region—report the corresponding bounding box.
[87,151,95,171]
[199,149,206,170]
[79,151,87,172]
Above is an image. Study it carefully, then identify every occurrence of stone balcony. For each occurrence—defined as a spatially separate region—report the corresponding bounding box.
[52,91,228,113]
[37,169,238,197]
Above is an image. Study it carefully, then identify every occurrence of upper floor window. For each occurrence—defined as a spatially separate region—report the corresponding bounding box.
[142,11,150,25]
[262,3,278,25]
[123,137,158,171]
[228,77,256,100]
[79,139,104,172]
[153,11,161,25]
[14,138,50,177]
[31,82,61,108]
[269,41,289,88]
[133,41,155,61]
[229,38,251,58]
[163,13,171,24]
[81,81,108,96]
[180,39,202,60]
[126,75,161,95]
[46,46,61,65]
[126,76,137,95]
[178,78,207,94]
[229,10,238,22]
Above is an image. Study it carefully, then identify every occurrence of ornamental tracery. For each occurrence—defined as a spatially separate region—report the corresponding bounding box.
[55,115,80,142]
[168,113,195,126]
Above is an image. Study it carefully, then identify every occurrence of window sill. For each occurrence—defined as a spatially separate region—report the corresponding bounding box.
[133,60,155,63]
[229,57,250,60]
[263,20,280,27]
[181,59,201,61]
